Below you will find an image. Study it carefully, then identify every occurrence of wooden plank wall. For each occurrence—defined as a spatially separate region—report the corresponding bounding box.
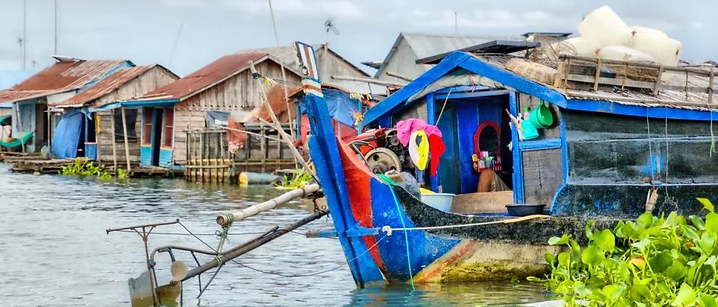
[185,127,295,184]
[95,66,178,164]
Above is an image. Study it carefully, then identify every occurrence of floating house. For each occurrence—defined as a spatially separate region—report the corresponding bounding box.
[119,52,302,168]
[0,70,36,144]
[0,57,134,152]
[360,43,718,217]
[47,65,178,162]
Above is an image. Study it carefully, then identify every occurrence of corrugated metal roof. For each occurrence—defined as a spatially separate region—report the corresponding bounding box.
[0,59,129,103]
[51,65,166,108]
[237,44,369,77]
[374,32,522,77]
[0,71,37,90]
[138,53,270,101]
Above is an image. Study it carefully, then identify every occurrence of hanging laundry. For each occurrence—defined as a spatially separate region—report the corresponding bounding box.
[423,124,442,138]
[428,134,446,177]
[408,130,429,170]
[396,118,427,146]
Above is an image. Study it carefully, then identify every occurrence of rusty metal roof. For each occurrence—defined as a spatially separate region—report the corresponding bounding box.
[137,52,282,101]
[238,44,369,77]
[0,59,128,103]
[51,65,175,108]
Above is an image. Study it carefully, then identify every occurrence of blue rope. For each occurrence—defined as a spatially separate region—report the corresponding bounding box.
[386,183,416,291]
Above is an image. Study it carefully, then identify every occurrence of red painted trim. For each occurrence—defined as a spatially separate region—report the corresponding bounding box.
[417,241,478,282]
[473,121,501,154]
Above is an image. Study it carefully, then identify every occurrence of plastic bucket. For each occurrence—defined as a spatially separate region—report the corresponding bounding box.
[529,103,553,128]
[421,193,455,212]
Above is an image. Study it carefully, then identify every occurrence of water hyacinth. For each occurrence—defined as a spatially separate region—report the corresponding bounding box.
[530,198,718,306]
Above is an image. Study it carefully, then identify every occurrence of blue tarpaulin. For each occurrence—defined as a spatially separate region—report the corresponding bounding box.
[300,89,360,128]
[51,109,84,159]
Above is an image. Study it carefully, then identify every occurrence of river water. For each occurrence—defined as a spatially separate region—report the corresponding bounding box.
[0,164,554,306]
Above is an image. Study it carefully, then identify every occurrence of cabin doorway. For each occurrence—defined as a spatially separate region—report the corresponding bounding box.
[83,114,97,160]
[435,93,514,195]
[151,109,164,166]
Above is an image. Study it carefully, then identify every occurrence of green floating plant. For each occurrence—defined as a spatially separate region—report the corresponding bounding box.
[530,198,718,307]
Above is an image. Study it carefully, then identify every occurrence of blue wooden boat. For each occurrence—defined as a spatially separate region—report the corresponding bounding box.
[293,41,718,287]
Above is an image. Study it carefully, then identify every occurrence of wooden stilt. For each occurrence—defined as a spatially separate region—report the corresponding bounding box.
[111,109,118,171]
[121,107,131,172]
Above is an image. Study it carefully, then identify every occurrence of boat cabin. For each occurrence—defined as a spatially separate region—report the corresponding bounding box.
[361,47,718,219]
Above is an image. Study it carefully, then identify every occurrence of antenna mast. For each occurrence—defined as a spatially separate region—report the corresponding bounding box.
[323,18,340,80]
[54,0,58,55]
[22,0,27,70]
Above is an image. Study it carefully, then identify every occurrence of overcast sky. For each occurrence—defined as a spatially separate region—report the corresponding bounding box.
[0,0,715,76]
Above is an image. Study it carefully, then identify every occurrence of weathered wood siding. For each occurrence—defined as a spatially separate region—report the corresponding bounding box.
[175,61,301,112]
[315,48,368,79]
[95,67,179,163]
[96,109,141,163]
[95,67,178,106]
[377,39,427,82]
[173,110,204,165]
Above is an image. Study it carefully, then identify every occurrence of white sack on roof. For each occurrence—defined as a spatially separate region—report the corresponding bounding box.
[578,6,632,47]
[629,26,668,39]
[630,33,682,66]
[552,37,601,58]
[598,45,656,62]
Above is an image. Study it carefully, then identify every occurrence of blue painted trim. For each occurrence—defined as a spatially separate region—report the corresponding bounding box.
[434,89,510,100]
[79,61,135,91]
[122,99,179,108]
[518,138,562,151]
[295,102,301,137]
[306,229,339,238]
[564,99,718,121]
[378,115,391,128]
[509,91,524,203]
[559,110,570,183]
[345,226,380,237]
[426,93,439,192]
[363,52,472,125]
[433,85,490,94]
[149,108,159,166]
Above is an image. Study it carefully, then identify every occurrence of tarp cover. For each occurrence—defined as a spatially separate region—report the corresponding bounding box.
[51,109,83,159]
[299,88,361,128]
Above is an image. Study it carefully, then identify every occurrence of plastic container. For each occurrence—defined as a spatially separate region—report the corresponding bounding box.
[578,6,632,47]
[598,45,656,62]
[506,204,546,216]
[552,37,601,58]
[520,120,539,140]
[421,193,455,212]
[529,102,553,128]
[629,33,682,66]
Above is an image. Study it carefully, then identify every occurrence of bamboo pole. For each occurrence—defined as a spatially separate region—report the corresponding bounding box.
[248,60,317,181]
[216,183,319,226]
[110,110,118,171]
[121,107,131,172]
[330,75,406,87]
[385,71,414,82]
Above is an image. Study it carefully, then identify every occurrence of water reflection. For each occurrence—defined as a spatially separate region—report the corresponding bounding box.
[0,164,550,306]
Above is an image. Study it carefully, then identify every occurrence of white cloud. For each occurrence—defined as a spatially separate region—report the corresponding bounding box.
[690,21,704,29]
[523,10,551,21]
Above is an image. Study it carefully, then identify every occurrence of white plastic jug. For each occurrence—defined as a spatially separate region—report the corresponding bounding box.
[598,45,657,63]
[552,37,601,58]
[578,6,632,47]
[630,33,682,66]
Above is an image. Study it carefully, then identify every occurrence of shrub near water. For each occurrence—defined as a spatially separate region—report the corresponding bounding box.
[530,199,718,306]
[60,158,122,180]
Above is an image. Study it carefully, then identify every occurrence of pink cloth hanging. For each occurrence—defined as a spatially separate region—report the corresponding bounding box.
[396,118,427,146]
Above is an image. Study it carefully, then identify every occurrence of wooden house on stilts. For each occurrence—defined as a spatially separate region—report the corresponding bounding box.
[48,65,179,169]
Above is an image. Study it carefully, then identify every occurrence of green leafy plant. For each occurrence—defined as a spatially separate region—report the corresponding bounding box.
[60,158,115,180]
[530,198,718,306]
[116,168,129,179]
[276,170,313,189]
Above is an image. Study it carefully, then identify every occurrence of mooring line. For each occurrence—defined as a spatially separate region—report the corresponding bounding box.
[115,229,309,237]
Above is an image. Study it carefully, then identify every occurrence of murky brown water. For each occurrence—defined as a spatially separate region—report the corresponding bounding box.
[0,164,554,306]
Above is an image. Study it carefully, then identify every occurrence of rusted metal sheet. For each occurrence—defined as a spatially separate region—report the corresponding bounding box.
[0,59,128,103]
[138,53,271,101]
[239,44,369,78]
[52,65,178,108]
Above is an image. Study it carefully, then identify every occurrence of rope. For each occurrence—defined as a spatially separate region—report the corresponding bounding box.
[377,175,415,291]
[646,114,655,183]
[381,214,550,234]
[435,88,453,126]
[663,114,678,210]
[114,230,306,236]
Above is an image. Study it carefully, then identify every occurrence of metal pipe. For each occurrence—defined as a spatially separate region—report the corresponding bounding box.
[183,210,328,281]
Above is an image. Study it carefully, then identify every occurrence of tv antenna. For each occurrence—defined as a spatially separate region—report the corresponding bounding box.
[322,18,339,80]
[324,18,340,36]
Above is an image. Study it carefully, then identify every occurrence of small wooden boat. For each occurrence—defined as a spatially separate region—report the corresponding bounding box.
[292,41,718,287]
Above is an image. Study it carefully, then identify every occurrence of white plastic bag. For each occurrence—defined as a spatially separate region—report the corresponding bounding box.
[578,6,632,47]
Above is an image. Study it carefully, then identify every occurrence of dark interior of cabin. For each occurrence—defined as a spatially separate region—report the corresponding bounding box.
[433,93,513,196]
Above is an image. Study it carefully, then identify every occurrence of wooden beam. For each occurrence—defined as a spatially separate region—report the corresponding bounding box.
[330,75,406,88]
[120,107,131,172]
[384,71,414,82]
[110,109,117,170]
